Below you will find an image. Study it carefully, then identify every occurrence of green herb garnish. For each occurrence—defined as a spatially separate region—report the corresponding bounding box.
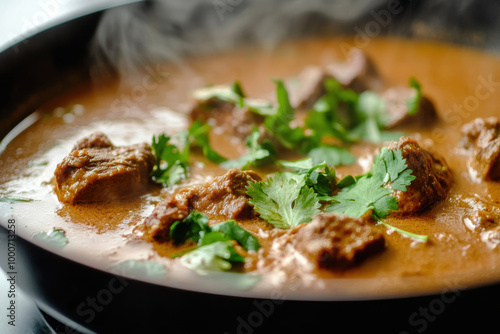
[221,128,276,170]
[170,211,261,272]
[305,78,356,143]
[170,210,211,245]
[151,121,229,186]
[406,77,423,116]
[151,134,189,186]
[212,220,261,252]
[180,241,244,273]
[191,82,244,106]
[246,173,321,229]
[264,80,319,154]
[185,120,227,164]
[308,146,356,167]
[279,158,336,197]
[304,78,406,144]
[327,147,415,218]
[349,91,389,143]
[170,211,261,252]
[326,147,426,242]
[374,216,428,243]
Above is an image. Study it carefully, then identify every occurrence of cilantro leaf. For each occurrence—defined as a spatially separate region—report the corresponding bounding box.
[327,176,395,218]
[264,80,319,154]
[246,99,275,116]
[246,174,321,229]
[212,220,261,252]
[304,164,336,197]
[305,109,352,143]
[151,134,188,186]
[186,120,227,164]
[350,91,389,143]
[170,211,261,252]
[308,146,356,167]
[305,77,412,144]
[371,147,416,192]
[171,211,261,272]
[278,158,314,171]
[199,231,231,246]
[170,210,211,245]
[406,77,422,116]
[231,81,246,108]
[327,147,415,219]
[179,241,244,273]
[221,129,276,169]
[152,121,229,186]
[305,78,357,143]
[325,146,426,242]
[280,158,337,197]
[192,82,243,106]
[336,175,357,188]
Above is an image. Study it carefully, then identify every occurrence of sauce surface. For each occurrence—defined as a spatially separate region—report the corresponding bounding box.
[1,37,500,299]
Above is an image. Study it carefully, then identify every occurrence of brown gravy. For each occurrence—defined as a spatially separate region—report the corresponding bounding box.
[1,37,500,298]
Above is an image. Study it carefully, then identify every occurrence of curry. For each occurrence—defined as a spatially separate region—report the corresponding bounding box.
[1,37,500,298]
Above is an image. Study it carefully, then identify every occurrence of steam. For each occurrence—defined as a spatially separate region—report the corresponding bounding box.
[91,0,500,80]
[90,0,388,79]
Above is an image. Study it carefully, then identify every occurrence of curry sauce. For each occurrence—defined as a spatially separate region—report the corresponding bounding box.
[1,37,500,298]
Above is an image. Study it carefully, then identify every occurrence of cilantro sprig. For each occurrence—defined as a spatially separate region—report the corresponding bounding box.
[264,80,319,155]
[185,120,227,164]
[258,79,355,166]
[221,129,276,170]
[186,75,424,173]
[326,147,427,242]
[151,121,228,186]
[279,158,336,198]
[170,211,261,273]
[305,78,357,143]
[170,211,211,245]
[304,78,405,144]
[151,134,189,186]
[180,241,244,273]
[327,147,415,219]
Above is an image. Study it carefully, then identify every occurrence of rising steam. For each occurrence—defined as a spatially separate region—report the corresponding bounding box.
[90,0,499,80]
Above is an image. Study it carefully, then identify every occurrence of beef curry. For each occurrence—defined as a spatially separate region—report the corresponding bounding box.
[1,37,500,298]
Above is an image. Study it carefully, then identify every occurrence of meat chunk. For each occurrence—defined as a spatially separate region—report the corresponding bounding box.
[381,86,437,129]
[72,131,113,150]
[144,195,190,242]
[291,213,385,270]
[286,66,329,110]
[458,117,500,181]
[54,133,155,203]
[387,137,453,214]
[144,169,261,242]
[326,48,384,93]
[188,168,262,218]
[286,50,383,111]
[189,86,265,141]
